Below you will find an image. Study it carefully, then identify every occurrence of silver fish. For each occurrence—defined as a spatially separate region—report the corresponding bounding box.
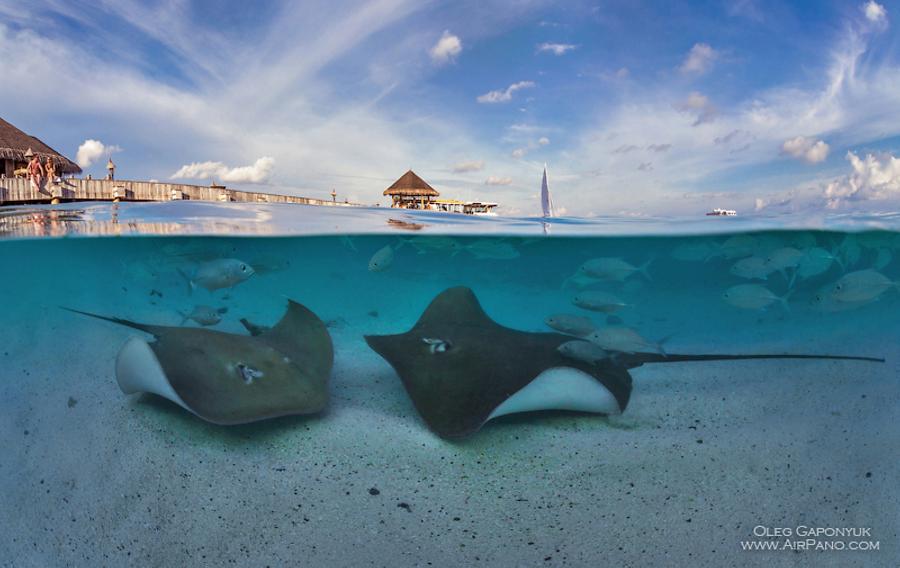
[829,269,897,303]
[572,290,630,313]
[368,245,395,272]
[179,258,255,293]
[722,284,789,311]
[557,340,612,365]
[578,257,651,281]
[179,305,228,326]
[730,256,773,280]
[587,326,665,354]
[544,314,596,337]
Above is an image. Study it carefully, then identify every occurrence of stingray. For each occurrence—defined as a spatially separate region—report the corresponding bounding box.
[66,300,333,425]
[365,287,883,439]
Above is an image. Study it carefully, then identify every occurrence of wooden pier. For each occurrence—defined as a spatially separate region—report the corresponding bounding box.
[0,177,357,207]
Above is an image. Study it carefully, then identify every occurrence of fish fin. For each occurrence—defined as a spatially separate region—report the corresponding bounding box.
[176,267,195,296]
[177,311,189,325]
[62,307,161,337]
[787,270,798,290]
[656,333,676,357]
[393,238,406,251]
[778,288,794,312]
[638,258,654,281]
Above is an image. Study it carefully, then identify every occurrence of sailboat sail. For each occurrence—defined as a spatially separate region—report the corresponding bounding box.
[541,165,553,218]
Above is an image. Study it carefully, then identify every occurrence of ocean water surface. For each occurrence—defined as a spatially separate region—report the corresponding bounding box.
[0,202,897,567]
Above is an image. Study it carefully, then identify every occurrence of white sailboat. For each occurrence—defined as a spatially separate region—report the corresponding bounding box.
[541,164,554,218]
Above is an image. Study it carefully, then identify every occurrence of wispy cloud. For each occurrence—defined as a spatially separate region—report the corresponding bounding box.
[485,176,513,185]
[430,30,462,65]
[537,42,576,56]
[476,81,535,103]
[675,91,717,125]
[452,160,484,173]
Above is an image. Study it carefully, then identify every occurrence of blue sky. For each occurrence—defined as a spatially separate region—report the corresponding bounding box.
[1,0,899,215]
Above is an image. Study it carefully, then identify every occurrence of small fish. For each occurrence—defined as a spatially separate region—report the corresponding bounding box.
[794,247,839,282]
[178,259,255,293]
[544,314,596,337]
[561,272,603,290]
[587,326,666,355]
[179,305,228,326]
[718,235,758,259]
[729,256,773,280]
[722,284,790,311]
[810,285,873,313]
[464,239,520,260]
[557,340,612,365]
[764,247,804,273]
[368,244,395,272]
[579,257,651,281]
[572,290,630,313]
[829,269,898,303]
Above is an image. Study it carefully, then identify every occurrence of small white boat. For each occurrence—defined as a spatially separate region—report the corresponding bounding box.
[706,208,737,217]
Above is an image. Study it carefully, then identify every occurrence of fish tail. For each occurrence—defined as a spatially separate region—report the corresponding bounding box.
[638,257,654,281]
[779,288,794,312]
[787,269,798,290]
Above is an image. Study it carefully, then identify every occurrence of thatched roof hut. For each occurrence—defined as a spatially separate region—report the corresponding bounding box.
[0,117,82,175]
[383,170,439,198]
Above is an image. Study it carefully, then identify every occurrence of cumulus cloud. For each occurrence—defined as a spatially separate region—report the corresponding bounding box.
[679,43,717,75]
[538,136,550,146]
[76,139,122,168]
[511,148,526,159]
[864,1,887,24]
[676,91,717,125]
[824,151,900,207]
[782,136,830,163]
[537,42,576,55]
[430,30,462,65]
[452,160,484,173]
[485,176,512,186]
[171,157,275,183]
[477,81,535,103]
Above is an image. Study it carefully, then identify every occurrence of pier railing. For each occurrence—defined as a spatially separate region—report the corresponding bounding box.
[0,177,357,207]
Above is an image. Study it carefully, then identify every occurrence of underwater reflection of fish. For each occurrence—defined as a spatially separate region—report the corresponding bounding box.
[178,258,255,294]
[544,314,596,337]
[179,305,228,326]
[578,257,651,281]
[365,286,884,439]
[405,236,462,256]
[722,284,790,311]
[64,300,333,424]
[572,290,630,313]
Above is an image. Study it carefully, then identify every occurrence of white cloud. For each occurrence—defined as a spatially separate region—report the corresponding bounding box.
[824,151,900,207]
[864,1,887,24]
[452,160,484,173]
[430,30,461,65]
[538,136,550,146]
[537,42,576,56]
[511,148,527,159]
[679,43,717,75]
[676,91,717,125]
[171,157,276,184]
[75,139,122,168]
[782,136,830,164]
[485,176,512,186]
[477,81,535,104]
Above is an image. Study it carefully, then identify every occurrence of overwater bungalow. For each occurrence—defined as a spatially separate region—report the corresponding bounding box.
[0,117,81,178]
[384,169,499,215]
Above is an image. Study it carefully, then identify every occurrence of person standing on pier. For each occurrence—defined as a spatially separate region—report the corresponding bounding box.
[27,154,45,193]
[45,156,57,184]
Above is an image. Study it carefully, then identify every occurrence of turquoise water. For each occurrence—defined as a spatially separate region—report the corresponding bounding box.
[0,203,897,566]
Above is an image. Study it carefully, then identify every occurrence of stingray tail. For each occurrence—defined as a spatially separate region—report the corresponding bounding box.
[177,267,195,296]
[62,307,159,336]
[624,352,884,368]
[638,257,654,281]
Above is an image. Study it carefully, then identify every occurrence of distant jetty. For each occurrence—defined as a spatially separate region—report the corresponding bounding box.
[0,176,359,207]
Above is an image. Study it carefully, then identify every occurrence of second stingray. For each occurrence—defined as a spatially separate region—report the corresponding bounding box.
[67,300,333,425]
[365,287,884,439]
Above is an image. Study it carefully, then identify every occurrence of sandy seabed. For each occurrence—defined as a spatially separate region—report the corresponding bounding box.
[0,316,897,568]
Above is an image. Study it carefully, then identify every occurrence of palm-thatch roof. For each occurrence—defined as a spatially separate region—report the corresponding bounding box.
[383,170,439,197]
[0,117,82,174]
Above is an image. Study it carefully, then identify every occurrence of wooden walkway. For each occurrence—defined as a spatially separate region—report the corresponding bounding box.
[0,177,357,207]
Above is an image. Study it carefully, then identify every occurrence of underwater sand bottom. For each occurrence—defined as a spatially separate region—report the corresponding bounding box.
[0,323,897,568]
